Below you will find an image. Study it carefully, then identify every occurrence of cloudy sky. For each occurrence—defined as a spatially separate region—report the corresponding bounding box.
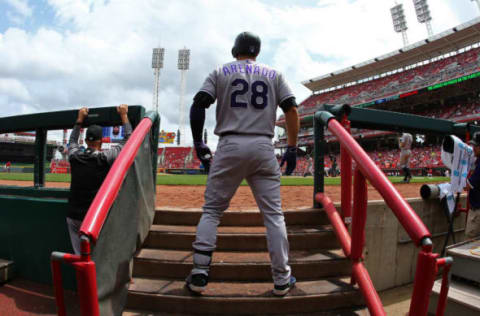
[1,0,479,146]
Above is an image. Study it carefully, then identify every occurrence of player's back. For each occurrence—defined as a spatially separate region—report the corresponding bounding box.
[200,59,293,138]
[401,133,413,150]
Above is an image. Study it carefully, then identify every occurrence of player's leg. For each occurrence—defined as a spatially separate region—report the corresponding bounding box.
[187,136,246,293]
[66,217,82,255]
[404,151,412,182]
[399,150,407,182]
[245,138,292,294]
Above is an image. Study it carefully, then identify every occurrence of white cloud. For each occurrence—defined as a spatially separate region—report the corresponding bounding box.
[0,0,479,147]
[5,0,33,25]
[5,0,32,17]
[0,78,31,101]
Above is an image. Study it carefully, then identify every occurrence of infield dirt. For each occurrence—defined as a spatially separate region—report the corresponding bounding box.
[0,179,425,210]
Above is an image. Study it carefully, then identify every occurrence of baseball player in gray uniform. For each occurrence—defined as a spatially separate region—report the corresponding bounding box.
[399,132,413,183]
[186,31,300,297]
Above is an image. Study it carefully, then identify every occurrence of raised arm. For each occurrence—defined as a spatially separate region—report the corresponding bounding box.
[68,107,88,159]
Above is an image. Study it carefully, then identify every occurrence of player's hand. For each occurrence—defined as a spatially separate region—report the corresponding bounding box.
[117,104,129,124]
[77,107,89,123]
[194,141,212,173]
[117,104,128,116]
[283,145,297,176]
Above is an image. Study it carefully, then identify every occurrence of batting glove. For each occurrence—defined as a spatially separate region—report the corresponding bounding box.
[194,141,212,173]
[283,145,297,176]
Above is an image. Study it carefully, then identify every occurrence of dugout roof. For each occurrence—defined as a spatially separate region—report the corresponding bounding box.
[303,17,480,92]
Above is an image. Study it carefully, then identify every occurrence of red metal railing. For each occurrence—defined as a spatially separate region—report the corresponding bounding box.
[51,116,154,316]
[316,114,452,316]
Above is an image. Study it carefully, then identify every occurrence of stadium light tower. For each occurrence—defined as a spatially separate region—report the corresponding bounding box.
[152,48,165,113]
[472,0,480,12]
[413,0,434,37]
[177,48,190,146]
[391,3,409,47]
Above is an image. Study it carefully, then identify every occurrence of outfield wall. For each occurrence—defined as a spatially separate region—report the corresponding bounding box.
[359,196,467,291]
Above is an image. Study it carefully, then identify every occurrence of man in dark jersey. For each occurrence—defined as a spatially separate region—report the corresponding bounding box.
[66,105,132,254]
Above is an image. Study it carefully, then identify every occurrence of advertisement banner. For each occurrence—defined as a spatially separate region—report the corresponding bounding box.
[159,131,176,144]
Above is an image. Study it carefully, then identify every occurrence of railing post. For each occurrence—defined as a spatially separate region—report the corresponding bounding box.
[435,257,453,316]
[75,236,99,316]
[341,115,352,226]
[51,259,66,316]
[313,114,326,208]
[34,128,47,187]
[409,241,438,316]
[351,168,367,261]
[74,261,99,316]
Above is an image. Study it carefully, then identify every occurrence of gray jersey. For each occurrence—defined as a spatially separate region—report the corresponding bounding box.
[199,59,294,138]
[400,133,413,150]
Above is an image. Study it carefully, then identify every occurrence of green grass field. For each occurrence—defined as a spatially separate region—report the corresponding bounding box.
[0,172,449,186]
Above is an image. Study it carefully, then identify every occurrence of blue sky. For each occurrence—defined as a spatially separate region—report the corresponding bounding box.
[0,0,479,145]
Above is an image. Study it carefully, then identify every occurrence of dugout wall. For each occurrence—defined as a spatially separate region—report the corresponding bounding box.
[0,105,159,303]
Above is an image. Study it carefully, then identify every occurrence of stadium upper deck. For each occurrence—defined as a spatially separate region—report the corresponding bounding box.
[304,17,480,92]
[276,17,480,127]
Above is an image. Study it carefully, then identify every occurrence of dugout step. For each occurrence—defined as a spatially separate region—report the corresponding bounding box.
[154,207,329,226]
[126,277,364,315]
[133,248,350,281]
[447,237,480,284]
[429,278,480,316]
[0,259,14,284]
[143,224,339,251]
[123,308,369,316]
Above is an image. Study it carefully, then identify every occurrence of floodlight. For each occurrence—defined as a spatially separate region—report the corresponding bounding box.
[391,4,408,33]
[178,49,190,70]
[390,4,409,46]
[177,48,190,146]
[152,48,165,69]
[413,0,433,37]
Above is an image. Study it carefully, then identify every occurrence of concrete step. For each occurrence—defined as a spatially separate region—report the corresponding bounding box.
[133,248,351,281]
[143,224,339,251]
[447,238,480,284]
[154,208,329,226]
[123,307,369,316]
[0,259,14,283]
[126,277,364,315]
[429,278,480,316]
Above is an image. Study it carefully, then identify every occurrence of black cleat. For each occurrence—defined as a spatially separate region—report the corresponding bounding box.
[186,273,209,294]
[273,276,296,297]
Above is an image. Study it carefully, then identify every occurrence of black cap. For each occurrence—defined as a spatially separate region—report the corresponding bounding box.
[469,132,480,146]
[86,125,103,141]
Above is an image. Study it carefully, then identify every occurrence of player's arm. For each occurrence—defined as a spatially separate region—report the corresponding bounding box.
[190,91,215,142]
[279,97,299,175]
[399,135,405,149]
[68,107,88,159]
[281,97,299,147]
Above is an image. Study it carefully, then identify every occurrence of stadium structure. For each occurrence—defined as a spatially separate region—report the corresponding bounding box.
[275,17,480,176]
[0,132,56,166]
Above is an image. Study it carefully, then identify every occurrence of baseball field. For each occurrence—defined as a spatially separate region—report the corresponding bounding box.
[0,172,448,210]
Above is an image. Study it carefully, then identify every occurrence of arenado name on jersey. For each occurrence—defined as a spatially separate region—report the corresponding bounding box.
[221,61,277,80]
